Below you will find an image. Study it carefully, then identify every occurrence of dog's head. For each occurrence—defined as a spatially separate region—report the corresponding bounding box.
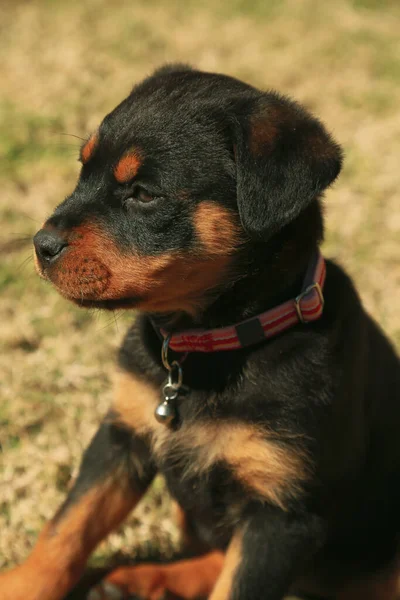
[34,64,342,315]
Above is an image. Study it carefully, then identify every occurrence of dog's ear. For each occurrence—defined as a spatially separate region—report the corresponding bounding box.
[234,94,343,240]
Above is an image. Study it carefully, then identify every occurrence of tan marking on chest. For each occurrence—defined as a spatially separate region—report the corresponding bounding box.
[113,371,162,435]
[114,371,310,510]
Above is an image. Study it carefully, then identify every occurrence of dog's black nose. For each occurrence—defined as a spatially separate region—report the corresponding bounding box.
[33,229,67,266]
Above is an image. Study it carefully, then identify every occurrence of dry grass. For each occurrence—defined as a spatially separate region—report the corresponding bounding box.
[0,0,399,591]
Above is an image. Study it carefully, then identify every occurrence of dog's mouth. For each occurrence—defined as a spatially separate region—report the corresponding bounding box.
[34,252,142,310]
[71,296,142,310]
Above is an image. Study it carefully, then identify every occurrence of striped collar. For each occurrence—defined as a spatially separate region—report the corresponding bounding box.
[160,252,326,354]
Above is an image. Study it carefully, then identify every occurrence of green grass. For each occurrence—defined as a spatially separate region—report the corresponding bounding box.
[0,103,70,177]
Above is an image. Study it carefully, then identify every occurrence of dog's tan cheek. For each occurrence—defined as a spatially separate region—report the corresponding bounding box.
[134,255,232,314]
[43,202,241,309]
[194,202,241,256]
[107,253,176,299]
[68,225,177,298]
[51,255,111,298]
[104,200,243,311]
[45,224,173,300]
[128,201,243,313]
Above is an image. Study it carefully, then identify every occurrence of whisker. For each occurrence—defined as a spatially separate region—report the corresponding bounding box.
[17,212,42,225]
[112,310,120,332]
[9,233,33,239]
[59,133,87,142]
[99,313,116,331]
[47,143,81,149]
[17,254,34,272]
[0,236,33,253]
[98,309,124,332]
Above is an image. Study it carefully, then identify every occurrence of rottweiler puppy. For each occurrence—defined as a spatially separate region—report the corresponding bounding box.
[1,64,399,600]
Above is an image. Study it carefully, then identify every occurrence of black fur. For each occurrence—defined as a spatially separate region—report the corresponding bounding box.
[32,65,400,599]
[234,504,325,599]
[54,416,156,524]
[234,93,342,239]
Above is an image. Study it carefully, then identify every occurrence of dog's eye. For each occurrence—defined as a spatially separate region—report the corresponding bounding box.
[122,186,156,209]
[134,187,154,203]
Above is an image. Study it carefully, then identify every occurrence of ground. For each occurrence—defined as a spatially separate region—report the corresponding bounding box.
[0,0,399,594]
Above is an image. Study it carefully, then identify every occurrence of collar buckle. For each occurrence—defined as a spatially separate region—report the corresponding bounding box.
[294,282,324,324]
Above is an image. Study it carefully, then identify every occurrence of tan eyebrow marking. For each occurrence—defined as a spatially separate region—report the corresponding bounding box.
[80,132,99,164]
[114,152,142,183]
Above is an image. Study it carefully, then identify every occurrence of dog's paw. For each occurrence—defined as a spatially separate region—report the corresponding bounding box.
[87,566,166,600]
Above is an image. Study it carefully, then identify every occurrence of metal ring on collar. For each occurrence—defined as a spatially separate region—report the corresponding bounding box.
[161,334,173,371]
[168,361,183,389]
[161,334,187,371]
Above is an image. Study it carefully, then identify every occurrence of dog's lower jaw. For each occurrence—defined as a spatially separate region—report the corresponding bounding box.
[71,296,142,310]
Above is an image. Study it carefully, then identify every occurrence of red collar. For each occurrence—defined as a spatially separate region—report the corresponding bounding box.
[161,252,326,353]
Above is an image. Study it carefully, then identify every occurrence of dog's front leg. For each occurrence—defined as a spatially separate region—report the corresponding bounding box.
[0,413,157,600]
[210,504,323,600]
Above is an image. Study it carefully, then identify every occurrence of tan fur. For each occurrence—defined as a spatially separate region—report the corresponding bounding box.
[94,551,224,599]
[41,218,241,315]
[33,247,44,278]
[249,104,288,154]
[114,371,311,510]
[0,479,139,600]
[48,478,138,557]
[114,151,142,183]
[194,202,242,256]
[47,223,175,302]
[113,371,162,435]
[209,532,242,600]
[249,115,278,153]
[81,132,98,164]
[249,102,300,155]
[154,421,310,510]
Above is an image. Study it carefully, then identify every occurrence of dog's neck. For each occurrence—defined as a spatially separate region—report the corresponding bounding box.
[149,247,314,333]
[149,201,323,333]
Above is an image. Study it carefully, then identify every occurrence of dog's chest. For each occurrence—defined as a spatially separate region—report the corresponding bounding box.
[115,370,310,513]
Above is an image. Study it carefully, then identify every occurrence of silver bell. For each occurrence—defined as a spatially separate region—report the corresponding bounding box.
[154,400,176,426]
